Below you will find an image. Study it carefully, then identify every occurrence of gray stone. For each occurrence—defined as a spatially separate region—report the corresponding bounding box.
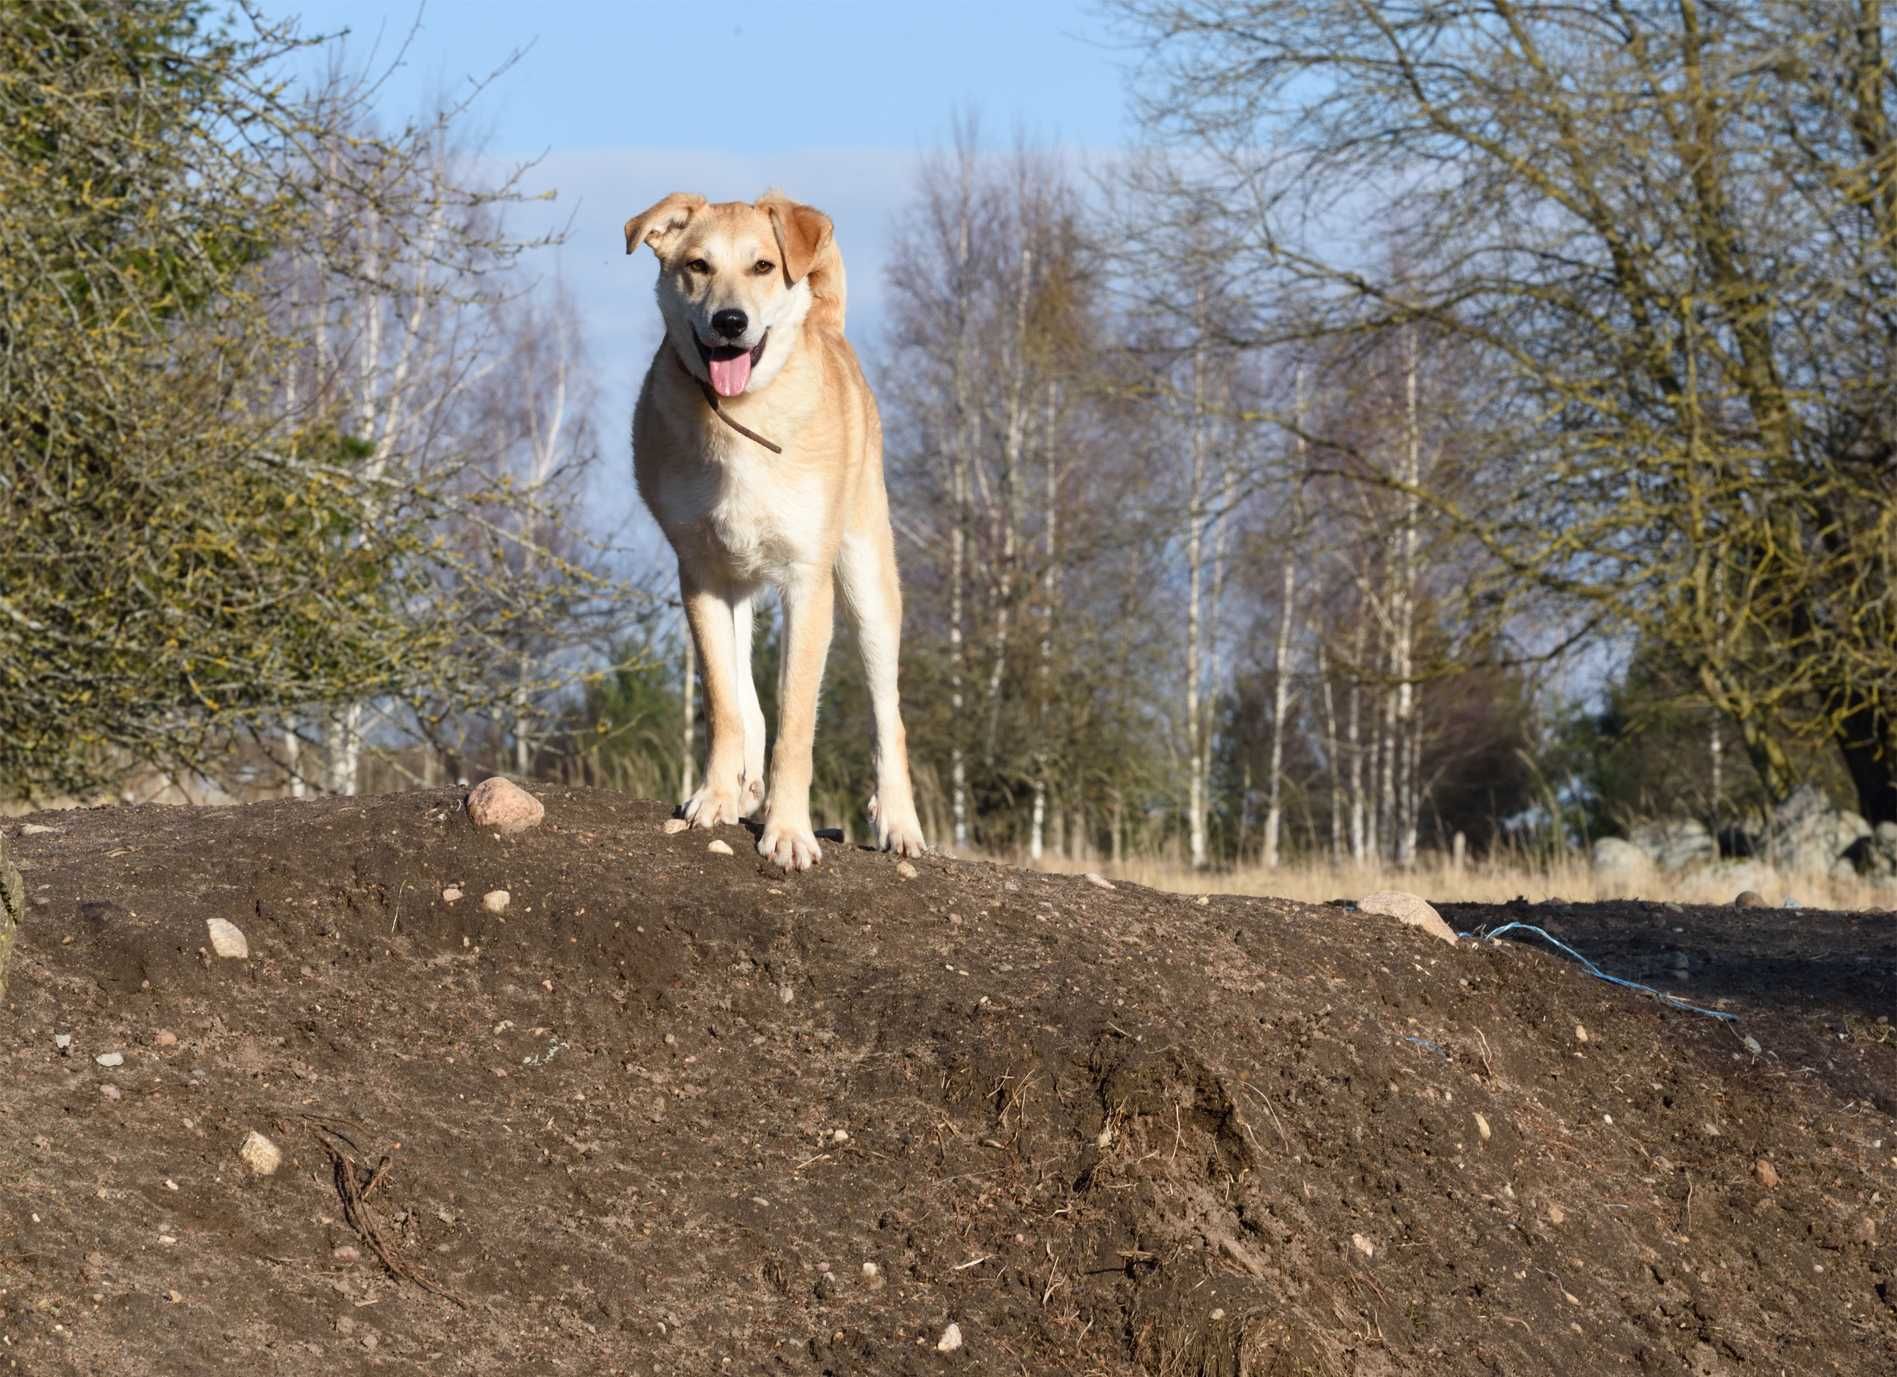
[1590,837,1650,878]
[1628,818,1715,871]
[1765,785,1871,874]
[205,918,249,959]
[1357,891,1458,946]
[1842,830,1897,880]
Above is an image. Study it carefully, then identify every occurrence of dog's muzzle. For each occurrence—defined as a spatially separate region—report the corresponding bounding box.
[697,331,769,397]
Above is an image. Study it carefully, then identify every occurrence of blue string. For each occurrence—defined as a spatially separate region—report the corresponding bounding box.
[1460,920,1740,1023]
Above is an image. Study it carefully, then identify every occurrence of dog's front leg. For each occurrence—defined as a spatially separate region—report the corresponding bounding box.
[757,564,835,870]
[679,570,748,829]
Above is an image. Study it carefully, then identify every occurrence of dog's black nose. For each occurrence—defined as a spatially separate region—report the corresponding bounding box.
[712,308,748,340]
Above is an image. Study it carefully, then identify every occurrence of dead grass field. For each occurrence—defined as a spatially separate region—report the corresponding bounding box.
[1025,850,1897,911]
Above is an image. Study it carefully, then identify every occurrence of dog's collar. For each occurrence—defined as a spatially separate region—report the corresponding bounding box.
[696,376,783,455]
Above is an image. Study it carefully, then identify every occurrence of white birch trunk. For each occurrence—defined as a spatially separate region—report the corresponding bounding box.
[1184,311,1210,870]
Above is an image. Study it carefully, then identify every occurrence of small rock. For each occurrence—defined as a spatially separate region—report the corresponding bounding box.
[1082,872,1115,890]
[332,1245,360,1263]
[862,1261,880,1279]
[54,1032,72,1055]
[1547,1203,1567,1226]
[360,1333,378,1352]
[1357,891,1458,946]
[165,1289,183,1304]
[1733,890,1768,909]
[20,822,56,835]
[1473,1113,1492,1141]
[99,1084,122,1102]
[481,889,511,914]
[896,860,919,880]
[1855,1216,1878,1245]
[1574,1024,1589,1044]
[1351,1233,1375,1259]
[1754,1158,1780,1190]
[661,818,690,835]
[465,776,545,834]
[707,839,734,856]
[831,1128,850,1144]
[1742,1034,1762,1055]
[152,1030,177,1048]
[936,1322,963,1353]
[94,1051,124,1068]
[779,985,794,1005]
[440,886,463,904]
[238,1130,282,1177]
[335,1315,356,1337]
[205,918,249,959]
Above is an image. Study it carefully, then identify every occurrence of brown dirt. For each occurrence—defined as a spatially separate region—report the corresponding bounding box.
[1,788,1893,1376]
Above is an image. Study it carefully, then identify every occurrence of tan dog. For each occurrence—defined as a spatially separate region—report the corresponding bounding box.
[626,191,926,870]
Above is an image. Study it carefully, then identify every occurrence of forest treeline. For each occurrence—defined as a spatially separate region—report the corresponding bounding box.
[7,3,1894,868]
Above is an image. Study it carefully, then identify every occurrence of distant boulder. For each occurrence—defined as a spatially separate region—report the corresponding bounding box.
[1590,836,1650,879]
[1764,785,1870,875]
[1627,818,1716,871]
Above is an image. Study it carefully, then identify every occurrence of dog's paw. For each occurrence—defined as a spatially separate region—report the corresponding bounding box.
[757,815,822,872]
[868,792,927,857]
[682,780,745,829]
[739,774,767,819]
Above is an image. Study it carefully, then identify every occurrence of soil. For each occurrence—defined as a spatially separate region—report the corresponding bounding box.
[2,788,1893,1376]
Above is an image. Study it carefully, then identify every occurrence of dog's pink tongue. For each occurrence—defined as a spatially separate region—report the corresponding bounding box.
[708,351,752,397]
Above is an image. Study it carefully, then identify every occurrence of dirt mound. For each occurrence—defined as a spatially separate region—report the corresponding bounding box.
[2,789,1892,1375]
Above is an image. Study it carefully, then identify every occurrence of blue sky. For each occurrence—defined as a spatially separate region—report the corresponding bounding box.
[285,2,1137,482]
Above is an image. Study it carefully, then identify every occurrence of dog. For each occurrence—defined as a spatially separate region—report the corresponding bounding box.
[626,191,926,871]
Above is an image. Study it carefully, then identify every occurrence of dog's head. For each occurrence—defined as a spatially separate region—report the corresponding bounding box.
[625,191,833,398]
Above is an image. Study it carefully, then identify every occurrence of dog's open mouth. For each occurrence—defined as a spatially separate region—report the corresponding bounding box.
[697,333,768,398]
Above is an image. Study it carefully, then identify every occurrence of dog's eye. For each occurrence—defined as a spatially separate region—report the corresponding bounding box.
[685,258,711,275]
[753,260,775,276]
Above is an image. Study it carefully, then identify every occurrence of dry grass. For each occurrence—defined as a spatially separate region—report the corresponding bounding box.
[1021,852,1896,912]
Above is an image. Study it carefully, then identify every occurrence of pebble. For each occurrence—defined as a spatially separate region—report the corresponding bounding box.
[1754,1158,1780,1189]
[661,818,689,835]
[1734,890,1768,909]
[99,1084,121,1102]
[1357,891,1458,947]
[1742,1035,1762,1055]
[936,1322,963,1353]
[332,1245,360,1263]
[706,839,734,856]
[54,1032,72,1056]
[152,1030,177,1048]
[481,889,511,914]
[465,776,545,834]
[94,1051,124,1068]
[896,860,919,880]
[1082,872,1116,890]
[831,1128,850,1144]
[1574,1024,1588,1044]
[1473,1113,1492,1141]
[238,1130,282,1177]
[1547,1203,1567,1226]
[1351,1233,1375,1259]
[205,918,249,959]
[862,1262,879,1279]
[440,886,463,905]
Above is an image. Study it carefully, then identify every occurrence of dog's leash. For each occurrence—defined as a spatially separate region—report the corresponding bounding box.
[697,378,783,455]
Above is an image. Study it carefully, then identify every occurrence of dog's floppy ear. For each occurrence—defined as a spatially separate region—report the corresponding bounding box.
[624,192,706,258]
[760,194,833,286]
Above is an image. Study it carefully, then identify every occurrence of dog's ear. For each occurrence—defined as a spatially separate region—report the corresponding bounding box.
[624,192,706,258]
[760,194,833,286]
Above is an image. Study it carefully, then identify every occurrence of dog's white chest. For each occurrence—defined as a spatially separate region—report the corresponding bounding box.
[660,443,825,582]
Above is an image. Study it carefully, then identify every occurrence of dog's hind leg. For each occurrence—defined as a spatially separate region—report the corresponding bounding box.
[732,590,768,816]
[837,525,926,857]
